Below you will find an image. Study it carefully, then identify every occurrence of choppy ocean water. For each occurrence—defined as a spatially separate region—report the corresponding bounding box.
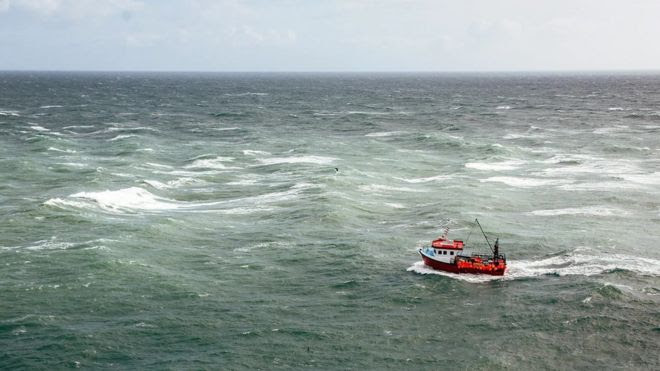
[1,72,659,369]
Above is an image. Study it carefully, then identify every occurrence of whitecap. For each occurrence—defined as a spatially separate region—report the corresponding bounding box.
[359,184,423,193]
[48,147,77,153]
[105,126,158,133]
[185,157,240,170]
[465,160,524,171]
[143,177,199,190]
[62,125,95,130]
[142,180,168,190]
[39,105,64,109]
[607,107,626,111]
[395,175,454,184]
[29,124,50,132]
[227,179,259,186]
[593,125,629,134]
[482,176,572,188]
[365,131,405,137]
[144,162,173,169]
[346,111,390,115]
[243,149,271,156]
[540,159,639,176]
[557,181,645,191]
[540,154,593,164]
[496,105,511,110]
[217,206,275,214]
[258,156,336,165]
[2,238,115,251]
[108,134,137,141]
[45,187,184,213]
[0,110,20,117]
[528,206,626,217]
[224,92,268,96]
[620,172,660,185]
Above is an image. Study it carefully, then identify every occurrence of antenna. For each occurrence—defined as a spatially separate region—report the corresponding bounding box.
[441,225,449,239]
[439,218,451,239]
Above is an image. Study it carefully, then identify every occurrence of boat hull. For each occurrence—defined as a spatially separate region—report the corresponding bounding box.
[419,250,506,276]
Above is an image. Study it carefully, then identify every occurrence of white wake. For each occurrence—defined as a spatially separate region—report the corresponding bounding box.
[408,251,660,283]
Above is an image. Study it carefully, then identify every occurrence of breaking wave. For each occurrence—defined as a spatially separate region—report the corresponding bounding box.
[0,110,20,116]
[365,131,406,137]
[528,206,626,217]
[44,183,311,214]
[258,156,336,165]
[45,187,186,213]
[481,176,572,188]
[395,174,455,184]
[358,184,423,193]
[185,156,240,170]
[465,160,524,171]
[29,124,50,132]
[243,149,271,156]
[108,134,137,141]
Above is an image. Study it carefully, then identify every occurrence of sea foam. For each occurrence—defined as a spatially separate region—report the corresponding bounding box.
[528,206,626,217]
[465,160,524,171]
[0,110,20,116]
[258,156,336,165]
[45,187,184,213]
[395,174,454,184]
[365,131,405,137]
[185,157,240,170]
[359,184,423,193]
[481,176,571,188]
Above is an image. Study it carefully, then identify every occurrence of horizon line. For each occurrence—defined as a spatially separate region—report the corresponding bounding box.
[2,69,660,74]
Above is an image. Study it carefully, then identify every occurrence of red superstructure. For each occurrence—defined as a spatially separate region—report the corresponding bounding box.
[418,220,507,276]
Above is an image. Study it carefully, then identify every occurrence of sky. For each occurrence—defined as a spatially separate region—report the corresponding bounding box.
[1,0,659,72]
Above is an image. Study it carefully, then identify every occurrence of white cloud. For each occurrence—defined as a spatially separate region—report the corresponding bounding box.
[9,0,143,19]
[124,32,161,48]
[13,0,61,15]
[226,26,297,46]
[1,0,660,71]
[0,0,10,13]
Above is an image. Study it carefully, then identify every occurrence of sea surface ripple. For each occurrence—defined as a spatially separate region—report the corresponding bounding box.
[1,72,659,369]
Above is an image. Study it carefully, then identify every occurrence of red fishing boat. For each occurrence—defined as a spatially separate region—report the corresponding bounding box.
[418,219,506,276]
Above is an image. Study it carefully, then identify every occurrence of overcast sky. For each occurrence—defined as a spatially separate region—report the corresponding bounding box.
[1,0,659,71]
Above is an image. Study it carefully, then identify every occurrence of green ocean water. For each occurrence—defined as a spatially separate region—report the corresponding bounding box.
[1,72,659,369]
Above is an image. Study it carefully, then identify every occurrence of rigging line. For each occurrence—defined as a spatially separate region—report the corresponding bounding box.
[464,222,475,247]
[475,218,494,254]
